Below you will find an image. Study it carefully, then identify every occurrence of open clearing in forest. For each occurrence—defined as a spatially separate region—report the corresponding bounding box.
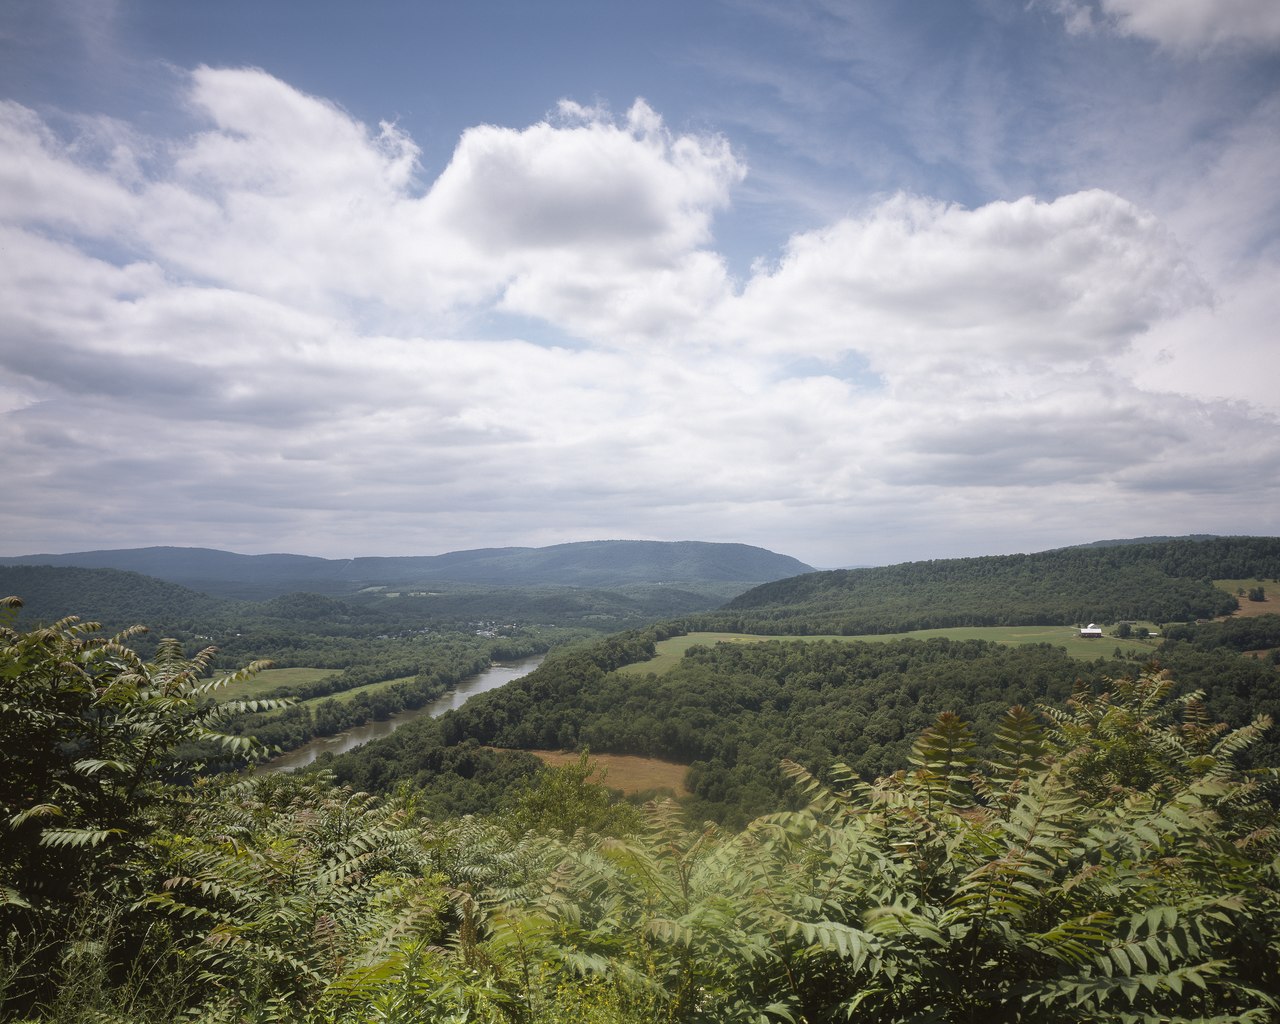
[618,625,1162,676]
[290,675,418,708]
[525,750,691,797]
[220,667,420,706]
[220,666,337,701]
[1215,579,1280,618]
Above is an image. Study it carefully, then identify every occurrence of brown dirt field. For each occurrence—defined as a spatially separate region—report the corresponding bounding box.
[524,750,691,798]
[1230,592,1280,618]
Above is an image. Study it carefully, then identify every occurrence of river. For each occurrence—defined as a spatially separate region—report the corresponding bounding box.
[258,654,545,772]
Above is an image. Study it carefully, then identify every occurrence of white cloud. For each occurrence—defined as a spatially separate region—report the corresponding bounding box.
[1,66,1277,565]
[113,71,745,333]
[0,101,137,234]
[1049,1,1097,36]
[1052,0,1280,51]
[725,190,1208,373]
[431,98,739,257]
[1105,0,1280,51]
[1121,263,1280,414]
[428,97,745,341]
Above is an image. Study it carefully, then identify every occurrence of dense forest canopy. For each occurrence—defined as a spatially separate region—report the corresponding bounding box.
[0,565,227,631]
[330,629,1280,825]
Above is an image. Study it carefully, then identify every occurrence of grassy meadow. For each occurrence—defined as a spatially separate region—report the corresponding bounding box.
[216,666,422,708]
[291,673,418,707]
[618,625,1162,676]
[219,666,337,701]
[1215,578,1280,617]
[524,749,692,797]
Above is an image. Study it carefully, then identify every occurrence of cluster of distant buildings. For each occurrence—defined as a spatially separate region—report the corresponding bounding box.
[1078,623,1159,639]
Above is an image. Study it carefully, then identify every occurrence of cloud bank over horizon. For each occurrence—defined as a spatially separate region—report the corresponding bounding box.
[2,3,1277,567]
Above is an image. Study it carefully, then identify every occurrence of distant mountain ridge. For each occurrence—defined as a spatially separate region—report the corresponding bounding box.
[0,540,813,599]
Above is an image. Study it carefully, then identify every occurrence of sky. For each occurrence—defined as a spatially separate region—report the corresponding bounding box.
[1,0,1278,569]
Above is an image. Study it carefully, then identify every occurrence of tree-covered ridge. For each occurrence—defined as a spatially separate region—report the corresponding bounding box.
[0,562,755,643]
[0,565,226,632]
[4,606,1280,1022]
[1164,613,1280,653]
[707,536,1280,635]
[0,539,812,598]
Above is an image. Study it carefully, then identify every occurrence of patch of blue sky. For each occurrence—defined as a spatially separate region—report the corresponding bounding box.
[776,352,882,391]
[472,310,595,352]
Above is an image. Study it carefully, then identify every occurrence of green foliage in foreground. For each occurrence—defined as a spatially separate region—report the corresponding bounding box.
[4,608,1280,1022]
[0,598,282,911]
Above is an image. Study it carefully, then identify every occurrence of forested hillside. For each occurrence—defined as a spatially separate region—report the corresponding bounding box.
[332,635,1100,821]
[0,539,812,598]
[0,563,740,641]
[349,539,813,586]
[332,627,1280,824]
[0,565,226,629]
[704,536,1280,634]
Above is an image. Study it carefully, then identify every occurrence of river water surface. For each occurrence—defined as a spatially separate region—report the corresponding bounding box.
[259,654,545,772]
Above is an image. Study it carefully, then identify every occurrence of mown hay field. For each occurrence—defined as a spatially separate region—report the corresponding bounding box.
[1215,578,1280,618]
[618,625,1162,676]
[524,750,691,797]
[220,666,338,701]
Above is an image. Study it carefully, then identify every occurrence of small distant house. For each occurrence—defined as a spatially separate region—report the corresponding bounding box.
[1080,623,1104,639]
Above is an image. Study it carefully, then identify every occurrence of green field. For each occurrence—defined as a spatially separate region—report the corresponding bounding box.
[289,674,418,709]
[216,666,337,701]
[215,666,420,708]
[618,625,1162,676]
[1215,578,1278,593]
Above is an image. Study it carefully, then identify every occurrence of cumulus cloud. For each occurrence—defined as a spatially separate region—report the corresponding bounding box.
[6,68,743,329]
[428,98,744,342]
[431,98,738,257]
[1,66,1276,564]
[724,190,1208,374]
[153,73,744,327]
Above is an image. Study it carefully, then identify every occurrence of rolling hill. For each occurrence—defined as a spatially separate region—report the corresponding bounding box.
[698,535,1280,635]
[0,564,226,629]
[0,540,813,599]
